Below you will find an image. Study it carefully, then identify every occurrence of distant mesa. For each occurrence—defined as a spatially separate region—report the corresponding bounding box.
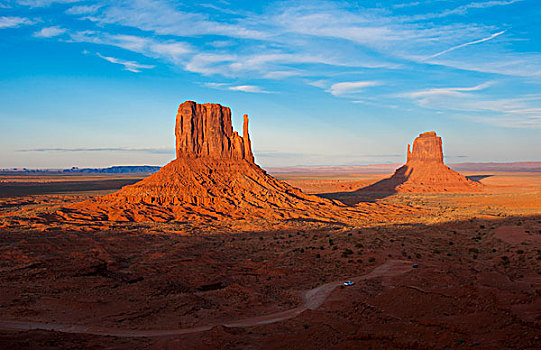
[361,131,483,193]
[58,101,345,223]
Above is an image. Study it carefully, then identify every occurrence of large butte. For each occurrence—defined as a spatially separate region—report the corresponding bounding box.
[59,101,347,223]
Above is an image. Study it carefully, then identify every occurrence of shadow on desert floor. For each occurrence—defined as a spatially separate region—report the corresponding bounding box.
[317,189,395,206]
[467,174,494,182]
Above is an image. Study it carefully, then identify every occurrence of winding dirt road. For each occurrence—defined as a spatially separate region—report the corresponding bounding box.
[0,260,413,338]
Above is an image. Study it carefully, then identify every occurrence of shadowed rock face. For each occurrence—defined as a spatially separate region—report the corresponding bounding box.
[363,131,482,193]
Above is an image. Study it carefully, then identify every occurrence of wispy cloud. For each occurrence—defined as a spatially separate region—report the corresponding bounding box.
[426,31,506,60]
[33,26,66,38]
[0,16,34,29]
[402,82,494,98]
[36,0,534,79]
[65,4,101,15]
[402,83,541,128]
[96,53,154,73]
[19,147,173,154]
[69,31,191,64]
[438,0,523,17]
[228,85,268,93]
[204,82,270,93]
[404,0,524,21]
[327,81,380,97]
[16,0,82,7]
[86,0,266,40]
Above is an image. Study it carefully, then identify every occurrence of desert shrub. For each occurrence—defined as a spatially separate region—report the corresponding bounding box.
[342,249,354,257]
[501,256,510,266]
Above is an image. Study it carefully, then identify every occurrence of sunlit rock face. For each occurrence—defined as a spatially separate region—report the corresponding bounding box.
[175,101,253,162]
[406,131,444,164]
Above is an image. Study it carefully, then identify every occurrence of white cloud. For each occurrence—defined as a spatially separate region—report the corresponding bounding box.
[306,80,327,89]
[0,16,34,29]
[402,83,541,128]
[18,0,540,81]
[228,85,268,93]
[404,0,524,21]
[69,31,191,64]
[33,26,66,38]
[65,4,101,15]
[149,42,191,62]
[96,53,154,73]
[16,0,81,7]
[263,70,301,79]
[204,82,269,93]
[402,82,494,98]
[327,81,380,97]
[438,0,523,17]
[88,0,267,40]
[426,31,506,60]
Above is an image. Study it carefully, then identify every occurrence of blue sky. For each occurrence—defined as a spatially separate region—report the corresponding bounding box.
[0,0,540,168]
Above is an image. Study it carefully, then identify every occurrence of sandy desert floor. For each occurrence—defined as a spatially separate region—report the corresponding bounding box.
[0,171,539,349]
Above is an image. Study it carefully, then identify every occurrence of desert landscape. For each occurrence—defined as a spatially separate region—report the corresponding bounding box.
[0,101,539,349]
[1,1,540,349]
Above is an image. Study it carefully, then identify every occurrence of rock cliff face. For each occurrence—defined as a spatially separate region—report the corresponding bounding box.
[406,131,444,164]
[175,101,254,161]
[363,131,482,193]
[59,101,354,223]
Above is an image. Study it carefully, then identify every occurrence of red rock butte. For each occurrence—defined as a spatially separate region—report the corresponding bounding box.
[362,131,483,193]
[175,101,254,162]
[58,101,350,223]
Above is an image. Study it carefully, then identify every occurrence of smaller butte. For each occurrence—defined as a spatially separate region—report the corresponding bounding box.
[362,131,483,193]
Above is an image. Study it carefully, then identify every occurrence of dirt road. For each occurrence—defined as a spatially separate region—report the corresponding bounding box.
[0,260,413,338]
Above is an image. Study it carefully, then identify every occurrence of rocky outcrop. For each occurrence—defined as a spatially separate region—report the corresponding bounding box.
[175,101,254,161]
[406,131,443,164]
[362,131,483,193]
[59,101,359,223]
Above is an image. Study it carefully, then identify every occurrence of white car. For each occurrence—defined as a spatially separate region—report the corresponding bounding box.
[343,281,355,286]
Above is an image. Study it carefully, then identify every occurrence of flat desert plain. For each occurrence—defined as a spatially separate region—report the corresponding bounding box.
[0,170,539,349]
